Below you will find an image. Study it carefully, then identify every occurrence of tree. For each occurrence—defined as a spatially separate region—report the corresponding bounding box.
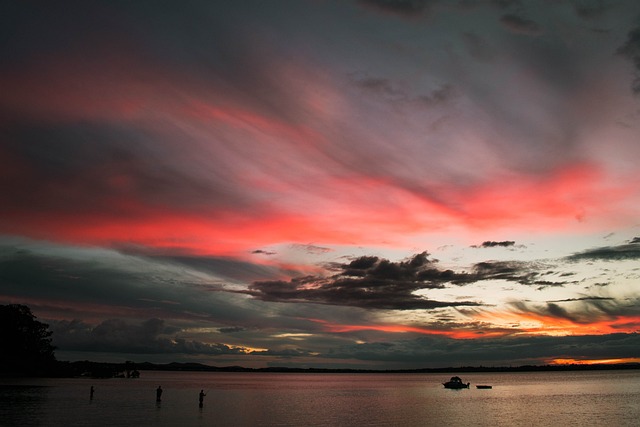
[0,304,56,376]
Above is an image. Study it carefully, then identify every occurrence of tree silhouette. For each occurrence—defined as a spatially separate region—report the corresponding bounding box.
[0,304,56,376]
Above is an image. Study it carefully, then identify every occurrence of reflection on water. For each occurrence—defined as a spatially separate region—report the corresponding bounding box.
[1,370,639,426]
[0,384,50,426]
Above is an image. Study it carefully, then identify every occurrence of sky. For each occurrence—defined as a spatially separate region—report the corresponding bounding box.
[1,0,640,370]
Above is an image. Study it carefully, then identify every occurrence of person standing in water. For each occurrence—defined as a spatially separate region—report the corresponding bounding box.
[198,389,206,407]
[156,386,163,402]
[90,386,94,400]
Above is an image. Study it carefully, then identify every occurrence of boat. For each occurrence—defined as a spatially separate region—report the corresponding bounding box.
[442,376,470,389]
[476,385,492,389]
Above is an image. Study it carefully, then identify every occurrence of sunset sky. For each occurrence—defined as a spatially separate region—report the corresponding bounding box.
[1,0,640,369]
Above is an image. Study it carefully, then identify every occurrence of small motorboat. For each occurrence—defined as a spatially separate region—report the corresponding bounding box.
[476,385,492,389]
[442,376,470,389]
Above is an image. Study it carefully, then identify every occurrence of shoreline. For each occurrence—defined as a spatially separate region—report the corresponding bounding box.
[5,360,637,379]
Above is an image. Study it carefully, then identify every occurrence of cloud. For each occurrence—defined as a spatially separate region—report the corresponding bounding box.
[290,244,333,255]
[252,249,277,256]
[49,313,640,366]
[617,26,640,94]
[472,241,516,248]
[468,260,551,287]
[357,0,436,17]
[509,296,640,325]
[565,239,640,261]
[50,318,250,355]
[500,13,543,35]
[0,240,279,327]
[2,0,635,257]
[119,246,285,283]
[547,297,615,303]
[0,122,248,218]
[245,252,482,310]
[4,236,640,367]
[321,333,640,366]
[352,75,456,106]
[446,259,572,290]
[244,251,575,310]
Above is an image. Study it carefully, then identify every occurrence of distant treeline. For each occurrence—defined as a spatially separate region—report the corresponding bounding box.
[138,361,640,374]
[48,360,640,378]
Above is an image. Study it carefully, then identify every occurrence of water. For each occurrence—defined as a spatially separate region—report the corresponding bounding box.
[1,370,639,426]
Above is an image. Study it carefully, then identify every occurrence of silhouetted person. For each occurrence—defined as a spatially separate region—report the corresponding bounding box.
[156,386,163,402]
[198,389,206,407]
[90,386,94,400]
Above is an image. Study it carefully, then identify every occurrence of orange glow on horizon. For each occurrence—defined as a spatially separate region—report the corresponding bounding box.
[308,318,512,339]
[549,358,640,365]
[472,309,640,336]
[309,311,640,343]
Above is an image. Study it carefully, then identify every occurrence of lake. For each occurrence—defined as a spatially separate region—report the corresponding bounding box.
[1,370,639,426]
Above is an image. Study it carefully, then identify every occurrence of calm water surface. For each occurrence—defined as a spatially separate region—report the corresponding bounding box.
[1,370,639,426]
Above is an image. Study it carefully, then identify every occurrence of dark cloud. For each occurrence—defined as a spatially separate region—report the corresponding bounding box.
[0,242,272,326]
[530,280,569,290]
[252,249,277,256]
[244,252,570,310]
[617,26,640,94]
[472,241,516,248]
[119,246,285,283]
[245,252,482,310]
[50,318,249,355]
[547,297,615,303]
[565,239,640,261]
[500,14,543,35]
[357,0,436,17]
[353,75,456,107]
[161,255,280,281]
[322,333,640,366]
[468,261,540,286]
[509,296,640,324]
[459,261,570,290]
[0,246,153,306]
[471,260,522,276]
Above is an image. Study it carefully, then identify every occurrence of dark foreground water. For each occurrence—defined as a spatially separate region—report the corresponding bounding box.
[1,370,639,426]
